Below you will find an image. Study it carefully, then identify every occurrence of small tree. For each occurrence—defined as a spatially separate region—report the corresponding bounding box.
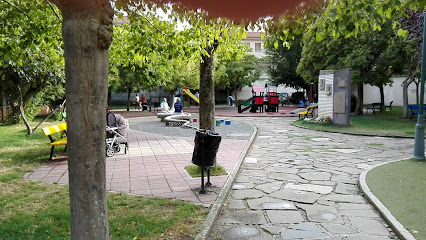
[216,53,261,104]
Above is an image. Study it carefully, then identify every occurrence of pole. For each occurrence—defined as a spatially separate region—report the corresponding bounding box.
[413,12,426,160]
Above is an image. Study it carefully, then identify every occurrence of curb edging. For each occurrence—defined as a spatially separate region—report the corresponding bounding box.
[195,121,258,240]
[359,159,416,240]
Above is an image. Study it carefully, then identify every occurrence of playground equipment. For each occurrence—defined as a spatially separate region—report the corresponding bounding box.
[265,92,279,112]
[237,86,265,113]
[182,88,199,107]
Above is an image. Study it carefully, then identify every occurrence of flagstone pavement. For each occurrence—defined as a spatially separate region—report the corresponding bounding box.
[24,114,414,239]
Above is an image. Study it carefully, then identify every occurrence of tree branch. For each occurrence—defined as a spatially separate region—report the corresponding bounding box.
[45,0,61,21]
[1,0,32,21]
[139,13,166,35]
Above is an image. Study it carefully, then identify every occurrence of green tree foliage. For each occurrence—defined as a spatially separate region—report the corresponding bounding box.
[216,53,261,103]
[298,19,407,113]
[265,36,306,90]
[0,0,64,134]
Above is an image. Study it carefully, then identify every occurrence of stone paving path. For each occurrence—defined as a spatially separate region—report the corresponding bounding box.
[208,117,412,240]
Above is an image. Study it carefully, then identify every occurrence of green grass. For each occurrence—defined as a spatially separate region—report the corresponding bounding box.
[292,107,421,137]
[366,158,426,239]
[184,165,227,178]
[0,119,208,239]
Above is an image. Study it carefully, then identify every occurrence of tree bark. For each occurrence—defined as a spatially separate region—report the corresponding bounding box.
[355,84,363,115]
[233,84,238,106]
[199,43,218,131]
[127,88,131,111]
[379,85,384,112]
[53,1,114,239]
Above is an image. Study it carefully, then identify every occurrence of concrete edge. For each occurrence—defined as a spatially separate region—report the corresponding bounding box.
[359,158,416,240]
[290,121,415,139]
[195,121,258,240]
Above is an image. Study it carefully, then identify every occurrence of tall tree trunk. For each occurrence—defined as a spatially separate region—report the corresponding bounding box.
[379,85,385,112]
[233,84,238,106]
[53,1,114,239]
[402,77,410,118]
[415,80,419,104]
[127,88,131,111]
[107,88,112,106]
[17,85,33,135]
[355,84,363,115]
[199,43,218,131]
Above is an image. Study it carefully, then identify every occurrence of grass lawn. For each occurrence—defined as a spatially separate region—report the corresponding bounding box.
[292,107,421,137]
[184,165,227,178]
[0,119,208,239]
[366,159,426,239]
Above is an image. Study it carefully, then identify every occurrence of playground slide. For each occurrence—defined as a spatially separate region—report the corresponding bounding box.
[238,97,254,113]
[182,89,199,104]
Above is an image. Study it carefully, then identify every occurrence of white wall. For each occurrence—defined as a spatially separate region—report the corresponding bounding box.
[362,77,423,106]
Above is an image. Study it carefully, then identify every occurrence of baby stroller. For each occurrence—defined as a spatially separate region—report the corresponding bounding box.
[106,112,129,157]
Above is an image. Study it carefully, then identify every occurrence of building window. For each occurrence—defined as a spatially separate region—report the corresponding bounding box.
[255,42,261,52]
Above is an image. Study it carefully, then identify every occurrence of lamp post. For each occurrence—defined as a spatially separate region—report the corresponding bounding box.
[413,12,426,160]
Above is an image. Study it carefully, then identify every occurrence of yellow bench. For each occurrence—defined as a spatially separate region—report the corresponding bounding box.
[298,105,318,119]
[41,122,67,160]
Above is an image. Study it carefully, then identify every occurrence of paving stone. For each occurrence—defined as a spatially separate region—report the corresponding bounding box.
[266,210,304,224]
[299,171,332,181]
[220,210,268,224]
[331,175,358,184]
[299,204,344,224]
[333,166,364,175]
[245,157,258,163]
[232,189,264,200]
[329,148,360,153]
[222,225,273,240]
[261,224,288,235]
[280,222,328,239]
[349,217,390,235]
[320,223,357,234]
[255,182,283,193]
[226,199,247,210]
[337,203,372,210]
[335,182,359,195]
[341,209,379,218]
[344,234,393,240]
[269,172,307,183]
[247,196,297,210]
[270,189,321,204]
[232,182,255,190]
[310,180,336,186]
[284,183,333,194]
[322,194,366,204]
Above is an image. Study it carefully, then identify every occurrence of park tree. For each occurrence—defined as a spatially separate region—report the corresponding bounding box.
[297,17,407,114]
[160,8,246,130]
[216,52,261,104]
[31,0,424,238]
[109,11,186,111]
[265,36,307,91]
[399,10,425,118]
[0,0,64,134]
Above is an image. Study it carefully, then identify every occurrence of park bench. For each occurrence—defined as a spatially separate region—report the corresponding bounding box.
[365,102,383,114]
[407,105,426,120]
[41,122,67,161]
[298,105,318,119]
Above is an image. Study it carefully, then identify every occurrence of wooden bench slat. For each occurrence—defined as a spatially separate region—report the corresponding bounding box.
[41,122,67,160]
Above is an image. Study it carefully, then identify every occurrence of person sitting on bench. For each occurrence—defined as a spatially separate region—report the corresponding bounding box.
[174,98,183,113]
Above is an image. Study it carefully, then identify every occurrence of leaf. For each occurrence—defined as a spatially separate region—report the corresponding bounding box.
[274,41,278,49]
[396,28,408,36]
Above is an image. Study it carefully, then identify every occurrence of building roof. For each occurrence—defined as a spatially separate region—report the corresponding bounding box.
[252,86,265,93]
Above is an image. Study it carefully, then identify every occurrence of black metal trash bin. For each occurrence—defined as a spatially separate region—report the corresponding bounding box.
[191,129,221,194]
[192,129,221,167]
